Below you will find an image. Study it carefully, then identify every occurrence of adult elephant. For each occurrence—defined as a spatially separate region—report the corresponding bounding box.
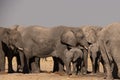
[0,27,24,73]
[97,22,120,79]
[82,26,103,72]
[80,26,103,73]
[18,25,89,73]
[10,25,41,73]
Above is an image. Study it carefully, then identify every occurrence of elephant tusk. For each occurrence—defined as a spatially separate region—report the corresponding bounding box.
[18,47,24,51]
[84,46,88,50]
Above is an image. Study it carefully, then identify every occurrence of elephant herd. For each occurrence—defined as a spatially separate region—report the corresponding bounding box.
[0,22,120,80]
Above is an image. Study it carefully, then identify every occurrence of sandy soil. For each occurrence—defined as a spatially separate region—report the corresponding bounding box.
[0,57,105,80]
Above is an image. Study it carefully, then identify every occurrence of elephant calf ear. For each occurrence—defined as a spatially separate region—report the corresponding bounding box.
[61,30,77,47]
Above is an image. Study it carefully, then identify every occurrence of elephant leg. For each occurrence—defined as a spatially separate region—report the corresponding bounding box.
[99,41,113,79]
[99,57,106,74]
[66,62,71,75]
[8,56,14,73]
[82,49,88,74]
[112,59,119,79]
[52,57,59,72]
[30,57,40,73]
[90,55,95,73]
[72,62,77,75]
[0,49,5,73]
[35,57,40,72]
[58,58,64,72]
[92,61,96,73]
[80,59,84,75]
[96,57,100,73]
[52,56,65,74]
[16,54,22,72]
[18,51,25,73]
[23,57,30,73]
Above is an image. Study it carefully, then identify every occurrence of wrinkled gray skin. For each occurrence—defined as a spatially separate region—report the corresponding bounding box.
[64,47,84,75]
[81,26,102,73]
[18,26,89,73]
[60,27,89,74]
[81,25,102,44]
[97,23,120,79]
[0,27,24,73]
[10,25,41,73]
[89,43,106,74]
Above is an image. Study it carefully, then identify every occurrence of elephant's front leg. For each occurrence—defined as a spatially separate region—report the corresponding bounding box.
[66,62,72,75]
[99,42,113,80]
[96,58,100,73]
[58,58,64,72]
[52,57,59,72]
[0,49,5,73]
[30,57,40,73]
[90,55,96,74]
[8,56,14,73]
[82,49,88,74]
[16,54,22,72]
[18,50,25,73]
[72,62,77,75]
[92,59,96,73]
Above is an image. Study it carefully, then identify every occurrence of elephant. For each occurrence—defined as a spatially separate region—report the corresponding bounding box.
[16,25,89,73]
[80,26,103,72]
[81,25,102,45]
[61,26,102,74]
[0,27,24,73]
[88,42,106,74]
[64,47,84,75]
[96,22,120,79]
[10,25,41,73]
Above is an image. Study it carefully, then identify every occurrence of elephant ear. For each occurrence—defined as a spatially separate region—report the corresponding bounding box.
[61,30,77,47]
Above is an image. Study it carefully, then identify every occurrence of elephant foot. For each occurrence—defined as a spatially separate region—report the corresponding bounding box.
[89,72,97,75]
[67,72,72,75]
[31,70,40,73]
[77,72,83,76]
[17,68,24,73]
[81,67,88,75]
[82,71,87,75]
[72,72,77,76]
[8,70,15,73]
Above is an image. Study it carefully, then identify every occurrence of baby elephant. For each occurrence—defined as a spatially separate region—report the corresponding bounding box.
[64,47,84,75]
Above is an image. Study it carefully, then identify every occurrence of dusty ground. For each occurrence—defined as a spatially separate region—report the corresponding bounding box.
[0,57,106,80]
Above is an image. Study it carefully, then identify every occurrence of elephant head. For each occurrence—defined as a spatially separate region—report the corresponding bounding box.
[81,26,102,44]
[6,28,23,51]
[61,28,89,49]
[0,27,21,49]
[0,27,24,72]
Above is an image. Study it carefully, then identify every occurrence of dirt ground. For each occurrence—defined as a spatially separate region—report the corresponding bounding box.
[0,57,106,80]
